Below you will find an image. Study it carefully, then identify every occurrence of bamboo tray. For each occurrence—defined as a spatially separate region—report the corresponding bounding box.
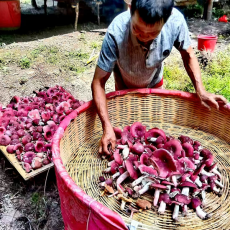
[0,146,53,180]
[54,89,230,230]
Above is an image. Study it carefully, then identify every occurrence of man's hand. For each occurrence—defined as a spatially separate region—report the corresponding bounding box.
[99,125,116,156]
[197,90,228,110]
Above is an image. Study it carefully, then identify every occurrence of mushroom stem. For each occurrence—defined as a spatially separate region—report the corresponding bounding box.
[121,200,126,210]
[122,147,129,159]
[117,145,128,149]
[103,167,111,173]
[131,175,147,187]
[201,190,206,206]
[194,177,202,187]
[214,180,224,188]
[108,191,119,198]
[138,182,152,195]
[158,185,171,214]
[181,187,189,217]
[201,169,215,177]
[182,205,188,217]
[172,175,178,187]
[153,189,160,207]
[112,172,120,180]
[196,206,211,220]
[172,205,180,221]
[211,168,221,179]
[148,137,157,143]
[158,202,166,214]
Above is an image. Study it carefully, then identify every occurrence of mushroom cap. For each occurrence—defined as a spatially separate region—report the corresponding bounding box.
[208,162,217,171]
[113,127,122,139]
[190,174,198,182]
[121,131,134,145]
[110,161,119,175]
[180,181,197,189]
[209,175,218,182]
[170,171,181,177]
[176,157,195,174]
[145,145,157,152]
[159,193,171,204]
[136,199,152,210]
[105,184,114,194]
[182,143,194,158]
[130,122,146,139]
[138,165,158,176]
[202,183,209,190]
[140,153,150,165]
[163,139,182,159]
[200,174,208,183]
[149,149,177,178]
[171,188,181,193]
[105,178,113,186]
[175,194,191,205]
[145,128,166,143]
[150,183,168,190]
[161,181,174,186]
[114,149,123,165]
[179,135,193,145]
[132,142,144,155]
[191,197,202,209]
[194,164,206,176]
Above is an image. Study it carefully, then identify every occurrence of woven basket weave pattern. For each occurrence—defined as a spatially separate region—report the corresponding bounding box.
[59,93,230,229]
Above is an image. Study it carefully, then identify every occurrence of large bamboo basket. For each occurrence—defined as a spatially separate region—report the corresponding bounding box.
[52,89,230,230]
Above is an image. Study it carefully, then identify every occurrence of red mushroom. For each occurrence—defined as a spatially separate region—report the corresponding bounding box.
[138,165,158,177]
[207,163,221,179]
[158,193,172,214]
[191,197,211,220]
[125,159,138,180]
[151,183,168,207]
[182,143,194,158]
[149,149,177,178]
[130,122,146,140]
[145,128,166,144]
[163,139,182,159]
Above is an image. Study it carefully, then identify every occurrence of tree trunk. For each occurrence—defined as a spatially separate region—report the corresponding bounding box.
[206,0,213,20]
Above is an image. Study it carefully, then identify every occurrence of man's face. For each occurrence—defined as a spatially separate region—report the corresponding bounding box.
[131,11,164,44]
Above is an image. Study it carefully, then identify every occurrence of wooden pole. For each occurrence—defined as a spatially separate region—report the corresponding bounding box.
[75,2,79,30]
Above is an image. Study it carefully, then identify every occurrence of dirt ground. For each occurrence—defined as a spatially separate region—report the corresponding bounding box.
[0,3,230,229]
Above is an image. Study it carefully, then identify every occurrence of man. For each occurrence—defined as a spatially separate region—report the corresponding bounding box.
[91,0,227,155]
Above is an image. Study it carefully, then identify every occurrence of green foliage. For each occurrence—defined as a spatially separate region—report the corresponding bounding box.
[183,3,203,18]
[212,8,225,18]
[19,56,31,69]
[164,46,230,101]
[31,192,40,205]
[68,50,89,60]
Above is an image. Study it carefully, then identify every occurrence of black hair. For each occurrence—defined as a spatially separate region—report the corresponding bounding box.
[131,0,174,24]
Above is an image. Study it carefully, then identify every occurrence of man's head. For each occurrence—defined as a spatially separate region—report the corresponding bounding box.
[130,0,174,43]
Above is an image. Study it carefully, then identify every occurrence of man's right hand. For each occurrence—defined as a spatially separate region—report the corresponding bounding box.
[99,126,116,156]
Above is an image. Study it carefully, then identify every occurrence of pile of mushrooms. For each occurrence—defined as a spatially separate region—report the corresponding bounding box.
[99,122,223,221]
[0,85,83,172]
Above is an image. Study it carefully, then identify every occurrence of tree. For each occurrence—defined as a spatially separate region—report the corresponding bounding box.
[203,0,214,20]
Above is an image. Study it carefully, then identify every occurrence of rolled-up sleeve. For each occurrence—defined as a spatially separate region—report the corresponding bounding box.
[97,31,118,73]
[173,16,191,51]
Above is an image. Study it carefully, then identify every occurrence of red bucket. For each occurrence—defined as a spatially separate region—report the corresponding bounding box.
[0,0,21,30]
[197,35,218,52]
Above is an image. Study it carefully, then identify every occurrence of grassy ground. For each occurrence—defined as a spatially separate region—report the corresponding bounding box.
[163,45,230,101]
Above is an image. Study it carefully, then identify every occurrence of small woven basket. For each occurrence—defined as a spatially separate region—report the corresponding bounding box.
[52,89,230,230]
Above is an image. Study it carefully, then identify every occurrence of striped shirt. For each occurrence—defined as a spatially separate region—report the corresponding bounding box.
[97,8,191,90]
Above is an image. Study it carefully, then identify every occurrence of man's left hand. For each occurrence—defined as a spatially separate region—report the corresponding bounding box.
[197,90,228,110]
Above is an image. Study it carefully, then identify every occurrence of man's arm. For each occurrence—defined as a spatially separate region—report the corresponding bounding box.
[180,46,227,110]
[91,66,116,156]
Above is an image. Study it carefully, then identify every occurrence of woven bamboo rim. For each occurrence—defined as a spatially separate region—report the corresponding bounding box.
[57,89,230,229]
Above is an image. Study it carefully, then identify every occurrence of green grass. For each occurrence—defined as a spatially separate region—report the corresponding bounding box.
[19,56,31,69]
[164,46,230,101]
